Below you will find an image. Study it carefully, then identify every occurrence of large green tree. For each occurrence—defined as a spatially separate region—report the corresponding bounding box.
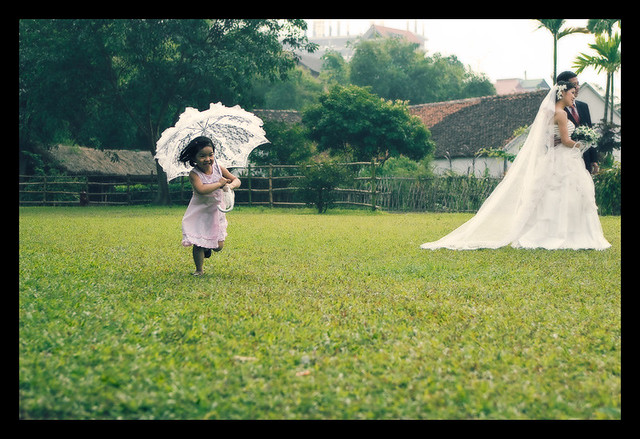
[19,19,316,204]
[348,37,495,104]
[302,84,434,162]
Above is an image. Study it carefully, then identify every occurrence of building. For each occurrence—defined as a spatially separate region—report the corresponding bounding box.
[296,23,425,76]
[495,78,550,95]
[44,145,157,176]
[410,83,621,176]
[576,82,621,126]
[409,90,548,177]
[361,24,425,49]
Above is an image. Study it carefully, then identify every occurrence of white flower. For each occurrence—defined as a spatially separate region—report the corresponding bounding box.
[571,126,601,144]
[555,84,567,100]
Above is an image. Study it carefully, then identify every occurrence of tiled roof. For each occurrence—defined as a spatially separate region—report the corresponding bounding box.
[409,90,548,158]
[365,24,425,46]
[410,97,482,127]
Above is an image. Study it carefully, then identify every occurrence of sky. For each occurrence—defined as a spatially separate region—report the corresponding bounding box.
[304,19,621,97]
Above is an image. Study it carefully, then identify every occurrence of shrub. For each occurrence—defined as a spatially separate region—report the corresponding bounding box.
[594,162,621,215]
[297,160,355,213]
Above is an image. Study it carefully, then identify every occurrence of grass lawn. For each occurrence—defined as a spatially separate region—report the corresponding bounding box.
[18,206,621,419]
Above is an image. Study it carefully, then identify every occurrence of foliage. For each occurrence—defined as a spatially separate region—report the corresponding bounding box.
[19,207,620,419]
[19,19,316,204]
[535,19,589,81]
[348,38,495,104]
[593,162,621,216]
[250,121,316,166]
[573,28,620,124]
[595,122,621,156]
[372,175,501,212]
[297,160,355,213]
[303,85,434,162]
[475,148,516,164]
[318,50,350,87]
[377,155,433,179]
[250,66,323,111]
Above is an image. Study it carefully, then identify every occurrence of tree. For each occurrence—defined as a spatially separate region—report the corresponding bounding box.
[349,38,417,102]
[535,19,589,82]
[250,121,315,166]
[297,159,354,213]
[302,84,434,163]
[318,50,350,87]
[574,20,621,124]
[19,19,316,204]
[586,19,620,37]
[348,38,494,104]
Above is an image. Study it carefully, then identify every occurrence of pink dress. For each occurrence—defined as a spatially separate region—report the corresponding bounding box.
[181,163,228,249]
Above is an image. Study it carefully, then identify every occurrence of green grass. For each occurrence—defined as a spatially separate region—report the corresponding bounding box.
[19,206,621,419]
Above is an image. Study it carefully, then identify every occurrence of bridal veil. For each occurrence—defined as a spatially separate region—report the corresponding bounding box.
[420,87,557,250]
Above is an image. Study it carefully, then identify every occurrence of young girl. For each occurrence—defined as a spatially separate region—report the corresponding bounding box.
[179,136,241,275]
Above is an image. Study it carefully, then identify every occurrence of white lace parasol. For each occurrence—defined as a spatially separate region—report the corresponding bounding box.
[155,103,269,181]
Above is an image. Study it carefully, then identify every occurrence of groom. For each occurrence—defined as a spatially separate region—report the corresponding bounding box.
[556,71,599,174]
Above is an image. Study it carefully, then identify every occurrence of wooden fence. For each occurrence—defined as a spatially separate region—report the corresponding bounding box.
[233,162,382,210]
[19,163,501,212]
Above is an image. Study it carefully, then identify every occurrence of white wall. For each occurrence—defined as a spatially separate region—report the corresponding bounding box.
[432,157,506,177]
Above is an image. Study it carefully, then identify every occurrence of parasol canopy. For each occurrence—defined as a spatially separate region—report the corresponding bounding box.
[155,102,269,181]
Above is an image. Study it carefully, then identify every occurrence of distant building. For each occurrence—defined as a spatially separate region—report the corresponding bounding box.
[410,82,621,176]
[361,24,425,49]
[296,23,425,76]
[576,82,621,126]
[495,78,550,95]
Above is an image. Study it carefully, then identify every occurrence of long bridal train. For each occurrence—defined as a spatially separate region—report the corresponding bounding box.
[420,85,610,251]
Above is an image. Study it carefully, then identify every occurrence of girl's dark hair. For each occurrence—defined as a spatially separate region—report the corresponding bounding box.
[178,136,215,167]
[555,80,577,102]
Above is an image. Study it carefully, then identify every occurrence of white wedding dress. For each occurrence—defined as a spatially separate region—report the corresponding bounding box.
[421,86,610,251]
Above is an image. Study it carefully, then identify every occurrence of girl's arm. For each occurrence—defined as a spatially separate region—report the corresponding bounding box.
[554,111,580,149]
[189,170,229,195]
[221,166,241,190]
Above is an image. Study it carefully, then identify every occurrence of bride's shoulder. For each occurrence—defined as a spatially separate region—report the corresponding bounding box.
[554,108,568,122]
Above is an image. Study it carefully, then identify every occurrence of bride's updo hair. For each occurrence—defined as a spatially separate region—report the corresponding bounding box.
[555,80,577,102]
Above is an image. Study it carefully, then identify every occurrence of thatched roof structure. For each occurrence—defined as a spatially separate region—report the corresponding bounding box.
[45,145,156,176]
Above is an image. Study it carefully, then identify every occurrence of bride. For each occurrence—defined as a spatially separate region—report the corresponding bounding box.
[420,81,611,251]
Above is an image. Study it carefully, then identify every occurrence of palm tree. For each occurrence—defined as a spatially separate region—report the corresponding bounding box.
[573,32,621,123]
[587,19,619,37]
[535,19,589,82]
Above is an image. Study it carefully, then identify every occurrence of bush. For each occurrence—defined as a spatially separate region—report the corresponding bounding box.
[297,160,355,213]
[594,162,621,216]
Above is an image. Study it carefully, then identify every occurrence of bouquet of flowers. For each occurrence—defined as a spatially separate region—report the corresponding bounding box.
[571,126,601,154]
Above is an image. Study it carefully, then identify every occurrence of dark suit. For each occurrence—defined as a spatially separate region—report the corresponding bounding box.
[565,100,598,172]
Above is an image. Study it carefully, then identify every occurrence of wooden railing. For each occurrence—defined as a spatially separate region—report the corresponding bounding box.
[19,164,501,212]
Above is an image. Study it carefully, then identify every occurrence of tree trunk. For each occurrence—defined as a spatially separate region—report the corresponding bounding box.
[603,74,611,123]
[154,161,172,205]
[144,130,171,206]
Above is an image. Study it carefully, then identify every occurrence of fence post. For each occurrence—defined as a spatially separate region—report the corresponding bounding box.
[126,175,132,204]
[370,159,377,211]
[268,164,273,208]
[247,164,252,206]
